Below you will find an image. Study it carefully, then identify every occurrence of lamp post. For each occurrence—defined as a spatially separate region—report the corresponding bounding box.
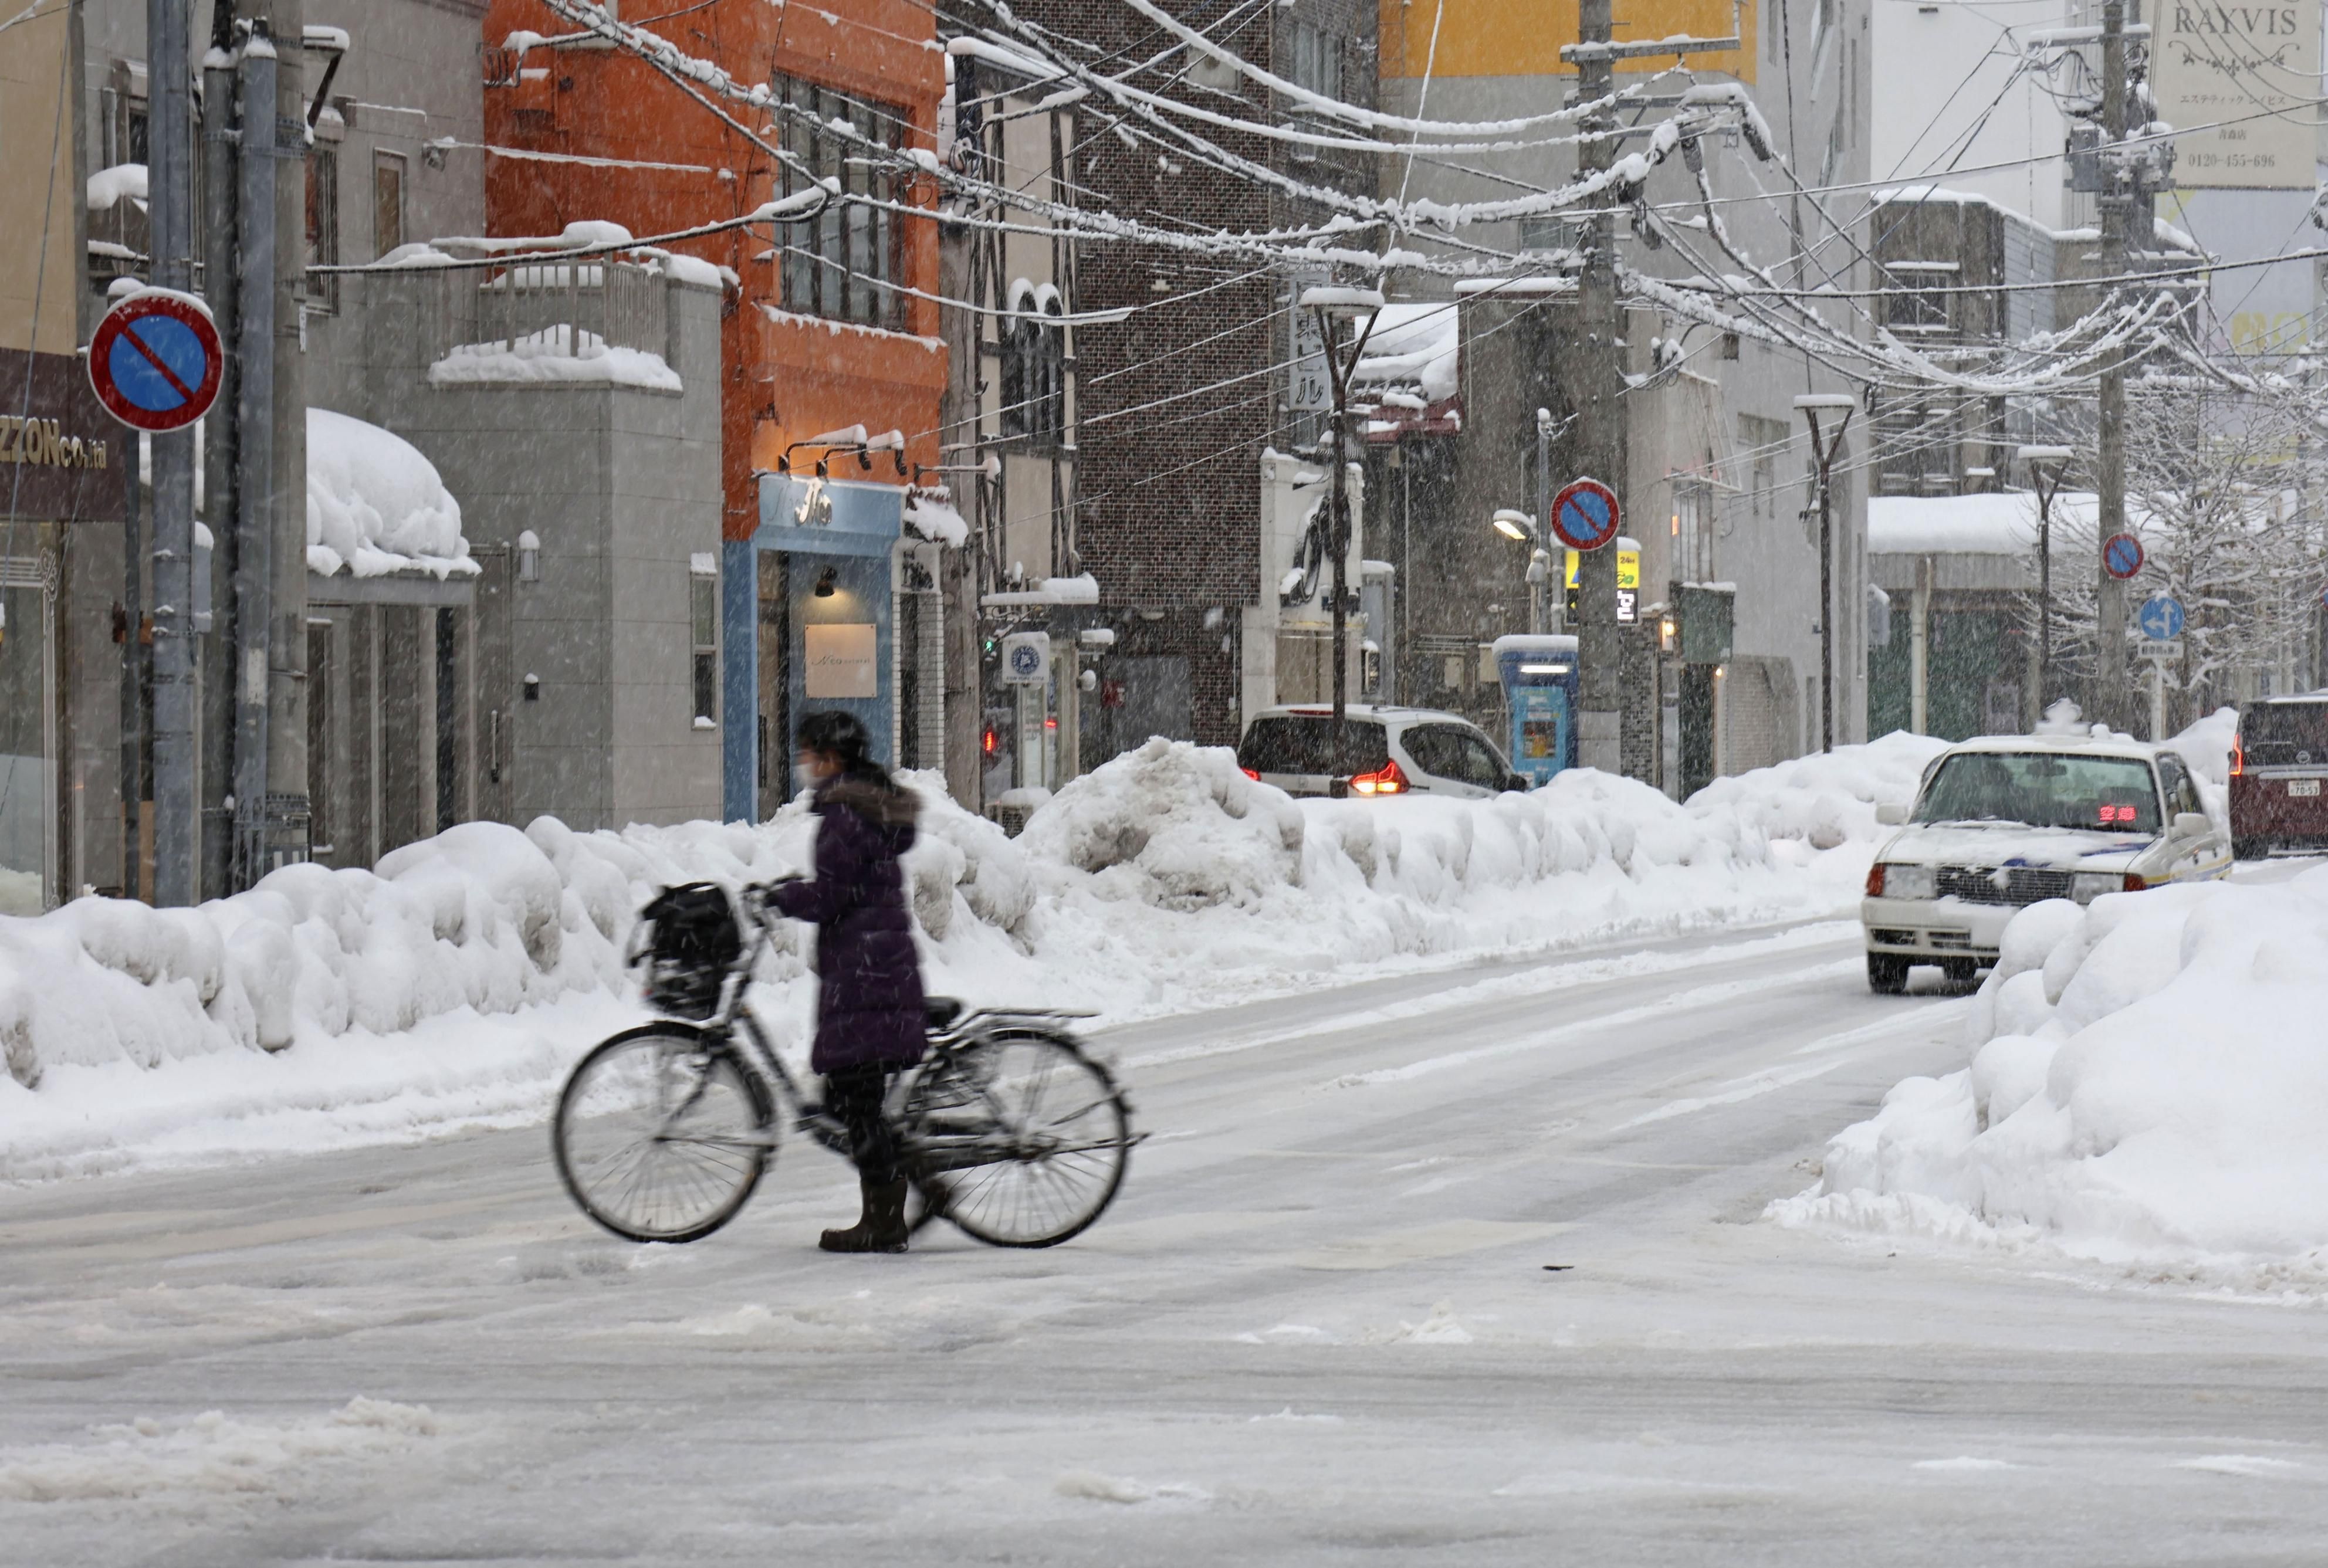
[2017,444,2073,716]
[1795,394,1856,753]
[1300,285,1383,789]
[1535,408,1560,632]
[1492,509,1554,634]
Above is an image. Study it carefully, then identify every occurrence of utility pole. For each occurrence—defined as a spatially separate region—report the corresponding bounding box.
[1536,407,1560,633]
[1797,395,1853,752]
[1302,287,1381,787]
[2095,0,2134,731]
[232,19,278,888]
[147,0,198,905]
[268,0,312,872]
[1569,0,1624,773]
[2019,445,2072,715]
[200,2,241,899]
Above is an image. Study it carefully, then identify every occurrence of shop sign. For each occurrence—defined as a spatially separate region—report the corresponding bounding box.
[0,348,125,524]
[804,622,878,697]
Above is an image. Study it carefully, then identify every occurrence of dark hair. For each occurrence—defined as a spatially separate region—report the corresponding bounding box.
[796,710,894,788]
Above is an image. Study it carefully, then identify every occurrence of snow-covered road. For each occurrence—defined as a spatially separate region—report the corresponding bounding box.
[6,914,2326,1565]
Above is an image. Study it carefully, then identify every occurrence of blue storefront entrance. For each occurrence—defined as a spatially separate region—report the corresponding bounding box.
[722,475,901,821]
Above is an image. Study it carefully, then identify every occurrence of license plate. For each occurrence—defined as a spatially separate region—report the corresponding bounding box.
[2292,779,2322,798]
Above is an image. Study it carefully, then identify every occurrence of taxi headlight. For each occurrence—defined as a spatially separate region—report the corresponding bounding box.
[2070,871,2122,905]
[1881,863,1936,900]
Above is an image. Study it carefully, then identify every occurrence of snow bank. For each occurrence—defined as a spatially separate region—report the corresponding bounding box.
[427,325,683,391]
[0,737,1934,1178]
[306,408,478,579]
[1773,862,2328,1271]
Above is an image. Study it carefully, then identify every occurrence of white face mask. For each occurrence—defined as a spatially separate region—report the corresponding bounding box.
[793,761,823,795]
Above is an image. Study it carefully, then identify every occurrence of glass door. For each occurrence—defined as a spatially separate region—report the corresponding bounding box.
[0,578,53,915]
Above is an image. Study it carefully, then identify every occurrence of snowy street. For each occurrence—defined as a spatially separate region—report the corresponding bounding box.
[9,906,2326,1565]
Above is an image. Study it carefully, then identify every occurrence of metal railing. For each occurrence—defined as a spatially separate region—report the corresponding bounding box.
[426,259,666,365]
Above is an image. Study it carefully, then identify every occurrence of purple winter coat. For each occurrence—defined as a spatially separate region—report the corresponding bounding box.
[767,774,928,1072]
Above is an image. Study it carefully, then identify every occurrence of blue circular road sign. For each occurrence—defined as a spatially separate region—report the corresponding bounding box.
[2138,595,2185,641]
[1551,477,1621,551]
[2102,532,2146,581]
[87,291,222,432]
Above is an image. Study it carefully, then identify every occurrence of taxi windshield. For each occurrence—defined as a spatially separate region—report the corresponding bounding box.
[1913,751,2160,833]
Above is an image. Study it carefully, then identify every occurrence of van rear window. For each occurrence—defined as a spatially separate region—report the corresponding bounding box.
[2241,702,2328,766]
[1238,717,1390,775]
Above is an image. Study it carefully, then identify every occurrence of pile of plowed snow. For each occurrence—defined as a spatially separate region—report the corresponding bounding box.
[1774,862,2328,1272]
[0,733,1943,1174]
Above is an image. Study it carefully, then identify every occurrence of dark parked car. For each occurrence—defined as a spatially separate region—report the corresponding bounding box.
[2230,695,2328,857]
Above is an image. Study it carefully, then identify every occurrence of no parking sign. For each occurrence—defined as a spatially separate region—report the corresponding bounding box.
[87,289,222,433]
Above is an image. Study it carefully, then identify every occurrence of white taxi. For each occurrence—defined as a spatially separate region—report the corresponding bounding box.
[1862,734,2231,992]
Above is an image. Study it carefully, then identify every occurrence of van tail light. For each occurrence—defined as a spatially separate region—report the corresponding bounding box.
[2123,872,2149,892]
[2231,735,2245,777]
[1349,758,1409,795]
[1866,863,1886,898]
[1240,766,1261,781]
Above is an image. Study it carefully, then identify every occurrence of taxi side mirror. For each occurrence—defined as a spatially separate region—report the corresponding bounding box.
[1505,772,1530,793]
[2173,811,2210,839]
[1874,802,1907,827]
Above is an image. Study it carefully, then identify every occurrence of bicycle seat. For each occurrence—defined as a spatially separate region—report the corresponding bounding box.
[923,996,965,1032]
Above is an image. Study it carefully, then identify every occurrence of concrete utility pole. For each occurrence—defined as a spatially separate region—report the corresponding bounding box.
[1571,0,1624,774]
[147,0,198,905]
[2094,0,2134,732]
[200,2,241,898]
[232,20,278,888]
[268,0,312,869]
[1797,394,1854,753]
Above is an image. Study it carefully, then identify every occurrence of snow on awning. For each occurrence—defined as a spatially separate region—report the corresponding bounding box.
[982,573,1099,607]
[306,408,479,580]
[87,163,148,212]
[1352,301,1459,403]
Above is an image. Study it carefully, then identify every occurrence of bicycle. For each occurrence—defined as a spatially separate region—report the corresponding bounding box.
[551,880,1140,1247]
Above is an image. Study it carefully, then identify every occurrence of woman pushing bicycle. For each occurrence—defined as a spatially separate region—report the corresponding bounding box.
[765,710,928,1254]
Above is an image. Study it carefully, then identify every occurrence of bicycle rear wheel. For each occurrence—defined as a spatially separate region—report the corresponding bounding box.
[554,1025,772,1243]
[905,1031,1131,1248]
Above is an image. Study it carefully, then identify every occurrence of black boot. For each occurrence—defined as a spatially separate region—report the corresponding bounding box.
[820,1177,909,1253]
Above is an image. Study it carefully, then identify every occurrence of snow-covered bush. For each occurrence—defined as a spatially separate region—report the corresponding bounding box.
[1775,864,2328,1265]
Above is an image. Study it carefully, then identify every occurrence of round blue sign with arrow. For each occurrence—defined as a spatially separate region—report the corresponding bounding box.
[1551,477,1621,552]
[2102,531,2146,581]
[2138,595,2184,641]
[87,289,222,433]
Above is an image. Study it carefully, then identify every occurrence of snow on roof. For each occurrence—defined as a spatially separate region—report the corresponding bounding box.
[427,324,682,392]
[982,574,1099,607]
[1869,491,2114,556]
[87,163,147,213]
[1354,302,1459,402]
[306,408,478,580]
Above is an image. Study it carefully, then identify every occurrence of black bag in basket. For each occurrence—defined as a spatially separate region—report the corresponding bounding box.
[633,882,744,1019]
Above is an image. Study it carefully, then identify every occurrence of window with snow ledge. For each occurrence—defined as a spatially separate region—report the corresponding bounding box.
[999,282,1066,447]
[690,559,719,728]
[770,73,907,331]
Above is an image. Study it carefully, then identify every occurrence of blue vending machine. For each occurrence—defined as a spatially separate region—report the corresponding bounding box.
[1492,634,1579,787]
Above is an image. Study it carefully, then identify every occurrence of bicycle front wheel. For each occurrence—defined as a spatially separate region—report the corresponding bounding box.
[553,1025,773,1243]
[906,1031,1131,1248]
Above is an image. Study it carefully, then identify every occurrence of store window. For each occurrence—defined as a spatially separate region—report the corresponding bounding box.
[0,578,52,915]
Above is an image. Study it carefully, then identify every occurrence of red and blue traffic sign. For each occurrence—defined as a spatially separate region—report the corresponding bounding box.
[88,289,222,433]
[1551,476,1621,552]
[2102,531,2145,581]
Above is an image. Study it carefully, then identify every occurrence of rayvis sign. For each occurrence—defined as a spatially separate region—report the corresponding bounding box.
[2150,0,2322,189]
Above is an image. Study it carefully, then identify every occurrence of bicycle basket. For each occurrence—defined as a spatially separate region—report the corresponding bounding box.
[632,882,744,1020]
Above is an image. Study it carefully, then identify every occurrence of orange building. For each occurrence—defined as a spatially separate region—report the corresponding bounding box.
[484,0,949,806]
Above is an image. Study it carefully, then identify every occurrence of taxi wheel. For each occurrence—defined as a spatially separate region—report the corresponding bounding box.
[1867,953,1910,995]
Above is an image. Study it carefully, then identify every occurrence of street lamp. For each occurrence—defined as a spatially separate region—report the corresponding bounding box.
[1795,393,1856,753]
[1299,284,1383,790]
[2017,444,2074,714]
[1490,509,1553,633]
